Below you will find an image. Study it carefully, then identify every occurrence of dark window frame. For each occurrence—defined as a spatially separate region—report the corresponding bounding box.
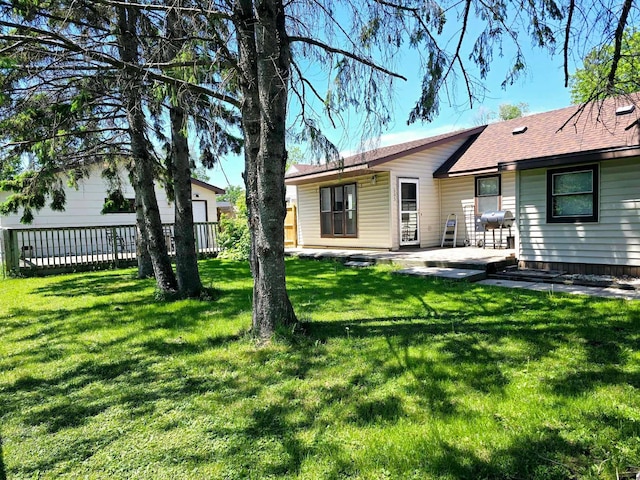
[320,183,358,238]
[474,174,501,214]
[546,164,599,223]
[102,196,136,214]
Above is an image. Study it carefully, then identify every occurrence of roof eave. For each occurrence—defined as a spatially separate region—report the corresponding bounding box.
[191,177,225,194]
[498,145,640,171]
[285,166,377,185]
[367,125,486,167]
[433,166,500,179]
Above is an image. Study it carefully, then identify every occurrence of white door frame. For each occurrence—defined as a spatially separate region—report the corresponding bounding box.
[192,200,208,222]
[399,178,420,246]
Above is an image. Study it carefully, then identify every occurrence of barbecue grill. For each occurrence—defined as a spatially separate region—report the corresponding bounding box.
[479,210,514,248]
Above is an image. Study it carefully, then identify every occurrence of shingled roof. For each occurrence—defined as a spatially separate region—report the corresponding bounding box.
[434,93,640,178]
[285,126,485,183]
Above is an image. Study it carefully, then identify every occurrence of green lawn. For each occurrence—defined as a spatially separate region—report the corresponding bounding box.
[1,258,639,479]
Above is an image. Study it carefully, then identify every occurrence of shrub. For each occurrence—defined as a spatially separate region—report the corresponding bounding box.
[217,213,251,261]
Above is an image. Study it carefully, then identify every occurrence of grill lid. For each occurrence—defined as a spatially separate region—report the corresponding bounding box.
[480,210,514,229]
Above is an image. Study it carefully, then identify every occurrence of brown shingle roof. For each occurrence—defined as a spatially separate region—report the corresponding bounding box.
[285,126,485,180]
[191,177,225,194]
[436,93,640,177]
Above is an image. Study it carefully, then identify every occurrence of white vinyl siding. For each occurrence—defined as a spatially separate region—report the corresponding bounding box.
[0,164,218,228]
[518,158,640,266]
[379,140,467,249]
[439,172,516,247]
[296,172,391,249]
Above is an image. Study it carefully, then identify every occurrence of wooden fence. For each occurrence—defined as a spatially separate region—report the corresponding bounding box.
[0,222,219,276]
[284,204,298,248]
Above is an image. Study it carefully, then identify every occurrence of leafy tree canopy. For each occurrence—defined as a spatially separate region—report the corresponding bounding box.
[218,184,244,207]
[570,29,640,103]
[498,102,529,121]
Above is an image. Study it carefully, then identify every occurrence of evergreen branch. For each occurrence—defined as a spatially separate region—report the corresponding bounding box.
[563,0,575,87]
[608,0,633,91]
[288,35,406,80]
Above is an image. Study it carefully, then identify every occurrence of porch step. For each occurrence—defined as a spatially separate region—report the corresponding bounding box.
[344,260,375,268]
[394,266,487,282]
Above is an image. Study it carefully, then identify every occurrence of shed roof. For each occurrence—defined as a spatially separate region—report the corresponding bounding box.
[435,93,640,178]
[191,177,225,194]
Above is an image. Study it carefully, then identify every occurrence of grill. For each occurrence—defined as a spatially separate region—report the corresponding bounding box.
[480,210,514,230]
[479,210,515,249]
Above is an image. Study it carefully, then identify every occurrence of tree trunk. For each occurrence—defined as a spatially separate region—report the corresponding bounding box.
[116,5,178,293]
[234,0,297,340]
[133,180,154,278]
[169,105,203,297]
[165,5,203,297]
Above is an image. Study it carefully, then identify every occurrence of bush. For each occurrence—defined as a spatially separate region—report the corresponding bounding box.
[217,213,251,261]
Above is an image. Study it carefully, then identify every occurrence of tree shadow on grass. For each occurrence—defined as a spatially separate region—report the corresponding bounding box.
[29,269,148,298]
[421,427,584,479]
[3,257,639,477]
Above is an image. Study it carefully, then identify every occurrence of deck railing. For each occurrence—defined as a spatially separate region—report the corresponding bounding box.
[0,222,220,276]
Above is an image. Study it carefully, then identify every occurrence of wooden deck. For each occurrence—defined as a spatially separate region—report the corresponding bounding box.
[1,222,220,276]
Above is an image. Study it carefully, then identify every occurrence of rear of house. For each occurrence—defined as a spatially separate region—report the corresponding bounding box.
[436,94,640,275]
[288,93,640,276]
[287,127,485,251]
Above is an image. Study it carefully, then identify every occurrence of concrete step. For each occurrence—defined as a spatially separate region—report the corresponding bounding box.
[393,266,487,282]
[344,260,375,268]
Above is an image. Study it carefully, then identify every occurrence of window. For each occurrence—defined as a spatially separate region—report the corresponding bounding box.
[102,191,136,214]
[320,183,357,237]
[475,175,501,214]
[547,164,599,223]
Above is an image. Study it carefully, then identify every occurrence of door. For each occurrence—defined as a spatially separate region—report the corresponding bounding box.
[399,178,419,246]
[192,200,209,249]
[192,200,207,222]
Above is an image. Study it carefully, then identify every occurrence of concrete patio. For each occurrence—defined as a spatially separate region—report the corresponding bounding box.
[285,246,517,272]
[286,246,640,300]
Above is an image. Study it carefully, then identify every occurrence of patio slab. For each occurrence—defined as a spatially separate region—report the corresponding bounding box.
[394,266,487,282]
[478,279,640,300]
[286,246,516,271]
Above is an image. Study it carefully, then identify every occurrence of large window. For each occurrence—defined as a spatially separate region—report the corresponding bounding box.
[475,175,501,214]
[547,164,599,223]
[320,183,357,237]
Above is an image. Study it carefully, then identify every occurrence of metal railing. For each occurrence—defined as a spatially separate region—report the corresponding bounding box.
[0,222,219,276]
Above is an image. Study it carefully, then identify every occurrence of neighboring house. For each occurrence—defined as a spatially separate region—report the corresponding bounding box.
[0,164,224,229]
[286,93,640,275]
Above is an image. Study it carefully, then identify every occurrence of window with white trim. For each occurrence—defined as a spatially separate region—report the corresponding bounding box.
[475,175,501,214]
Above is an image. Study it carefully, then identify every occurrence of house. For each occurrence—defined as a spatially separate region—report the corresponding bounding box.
[0,164,224,229]
[0,163,225,264]
[286,127,487,251]
[286,93,640,276]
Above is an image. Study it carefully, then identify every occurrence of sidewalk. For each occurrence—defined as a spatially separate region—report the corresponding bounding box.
[477,278,640,301]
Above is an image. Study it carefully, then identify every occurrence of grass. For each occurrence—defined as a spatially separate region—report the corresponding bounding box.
[1,258,639,479]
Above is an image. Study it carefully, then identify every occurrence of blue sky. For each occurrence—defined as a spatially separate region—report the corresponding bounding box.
[206,24,576,190]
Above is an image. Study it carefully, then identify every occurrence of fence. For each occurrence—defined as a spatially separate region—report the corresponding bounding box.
[0,222,219,276]
[284,204,297,248]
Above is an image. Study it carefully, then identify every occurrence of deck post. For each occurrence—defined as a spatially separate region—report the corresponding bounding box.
[110,226,119,267]
[1,229,20,275]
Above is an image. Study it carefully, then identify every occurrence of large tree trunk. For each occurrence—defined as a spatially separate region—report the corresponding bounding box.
[234,0,297,339]
[116,5,178,293]
[169,105,203,297]
[133,180,154,278]
[165,5,203,297]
